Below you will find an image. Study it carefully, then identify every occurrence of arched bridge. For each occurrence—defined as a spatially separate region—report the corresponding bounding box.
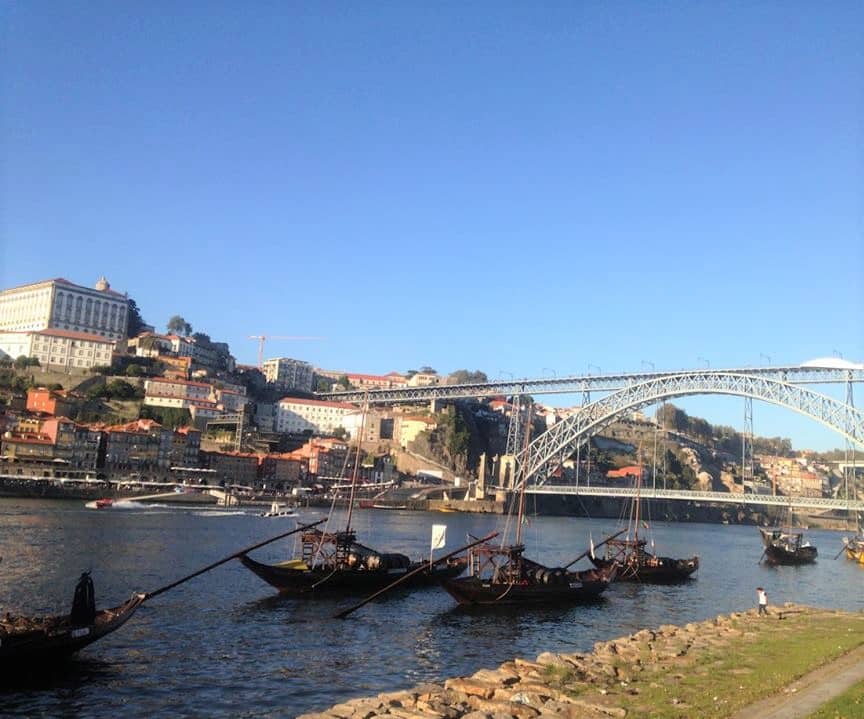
[517,371,864,485]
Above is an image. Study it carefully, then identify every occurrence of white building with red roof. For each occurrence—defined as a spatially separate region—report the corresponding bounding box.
[0,328,116,369]
[276,397,358,435]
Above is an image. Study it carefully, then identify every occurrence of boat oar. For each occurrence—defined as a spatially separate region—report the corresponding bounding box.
[144,519,326,601]
[757,548,766,564]
[563,529,627,569]
[833,539,849,560]
[334,532,499,620]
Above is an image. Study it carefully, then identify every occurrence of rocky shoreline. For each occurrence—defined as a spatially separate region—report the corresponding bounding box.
[297,604,861,719]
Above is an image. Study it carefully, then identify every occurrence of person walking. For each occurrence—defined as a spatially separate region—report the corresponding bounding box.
[757,587,768,616]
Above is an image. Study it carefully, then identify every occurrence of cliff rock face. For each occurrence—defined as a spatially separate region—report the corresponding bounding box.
[680,447,714,490]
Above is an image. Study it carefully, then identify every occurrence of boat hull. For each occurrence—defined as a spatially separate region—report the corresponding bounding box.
[240,554,466,597]
[759,528,818,565]
[762,546,818,565]
[0,593,145,666]
[440,568,614,606]
[590,555,699,583]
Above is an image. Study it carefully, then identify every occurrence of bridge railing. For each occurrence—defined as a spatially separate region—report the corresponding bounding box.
[525,484,864,511]
[318,366,864,404]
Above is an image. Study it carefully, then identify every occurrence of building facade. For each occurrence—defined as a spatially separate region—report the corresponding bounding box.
[0,329,116,370]
[262,357,314,392]
[0,277,129,341]
[275,398,357,435]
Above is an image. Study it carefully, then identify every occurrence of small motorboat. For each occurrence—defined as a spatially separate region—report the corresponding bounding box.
[260,501,298,518]
[92,498,113,509]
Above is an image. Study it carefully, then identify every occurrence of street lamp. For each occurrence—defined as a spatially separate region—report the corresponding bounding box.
[760,353,772,366]
[697,356,710,368]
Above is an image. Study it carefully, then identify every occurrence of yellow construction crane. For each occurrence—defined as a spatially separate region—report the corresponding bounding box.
[248,335,323,369]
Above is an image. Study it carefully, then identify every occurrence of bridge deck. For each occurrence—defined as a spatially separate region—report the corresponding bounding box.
[525,485,864,511]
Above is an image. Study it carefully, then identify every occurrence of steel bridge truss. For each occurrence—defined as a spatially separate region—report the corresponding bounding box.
[320,366,864,404]
[525,485,864,512]
[517,372,864,486]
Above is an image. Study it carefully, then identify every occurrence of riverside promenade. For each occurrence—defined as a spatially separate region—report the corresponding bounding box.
[298,605,864,719]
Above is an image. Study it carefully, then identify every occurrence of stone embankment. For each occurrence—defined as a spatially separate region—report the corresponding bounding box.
[297,604,864,719]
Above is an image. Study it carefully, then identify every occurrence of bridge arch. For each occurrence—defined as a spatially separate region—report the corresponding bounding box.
[520,371,864,485]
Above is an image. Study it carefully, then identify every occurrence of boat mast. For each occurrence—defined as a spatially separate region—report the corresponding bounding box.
[634,442,643,545]
[514,401,534,546]
[344,393,369,535]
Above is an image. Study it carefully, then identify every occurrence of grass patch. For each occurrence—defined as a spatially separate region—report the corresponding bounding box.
[542,664,575,685]
[807,679,864,719]
[603,610,864,719]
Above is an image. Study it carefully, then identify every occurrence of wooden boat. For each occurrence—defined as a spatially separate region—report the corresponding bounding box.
[759,527,817,565]
[589,537,699,582]
[241,398,465,598]
[0,579,145,667]
[240,527,467,597]
[439,543,617,605]
[588,449,698,582]
[842,535,864,563]
[0,525,328,667]
[439,401,617,606]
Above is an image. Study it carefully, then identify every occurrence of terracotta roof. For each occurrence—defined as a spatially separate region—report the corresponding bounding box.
[0,278,126,298]
[147,378,212,389]
[3,435,53,444]
[278,397,356,410]
[34,328,116,343]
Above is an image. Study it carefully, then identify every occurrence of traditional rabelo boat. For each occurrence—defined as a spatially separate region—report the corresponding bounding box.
[240,527,467,597]
[759,527,818,565]
[240,399,467,597]
[839,511,864,564]
[588,453,699,582]
[439,403,618,606]
[0,524,321,667]
[0,572,145,667]
[842,534,864,564]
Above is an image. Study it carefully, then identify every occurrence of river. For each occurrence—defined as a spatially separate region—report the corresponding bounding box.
[1,498,861,718]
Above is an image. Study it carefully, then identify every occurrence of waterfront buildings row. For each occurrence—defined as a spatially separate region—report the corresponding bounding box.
[0,408,355,490]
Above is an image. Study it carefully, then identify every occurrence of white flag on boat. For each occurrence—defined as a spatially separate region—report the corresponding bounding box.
[431,524,447,550]
[589,533,596,560]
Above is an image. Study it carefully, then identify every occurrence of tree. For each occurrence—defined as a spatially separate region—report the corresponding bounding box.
[105,379,141,400]
[13,355,39,369]
[125,364,144,377]
[441,407,470,460]
[167,315,192,335]
[140,405,192,429]
[316,376,335,392]
[447,369,488,385]
[126,299,148,338]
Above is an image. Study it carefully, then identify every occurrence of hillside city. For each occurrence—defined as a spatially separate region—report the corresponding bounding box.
[0,276,855,505]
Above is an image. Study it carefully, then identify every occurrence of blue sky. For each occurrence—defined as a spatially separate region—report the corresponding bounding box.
[2,3,862,451]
